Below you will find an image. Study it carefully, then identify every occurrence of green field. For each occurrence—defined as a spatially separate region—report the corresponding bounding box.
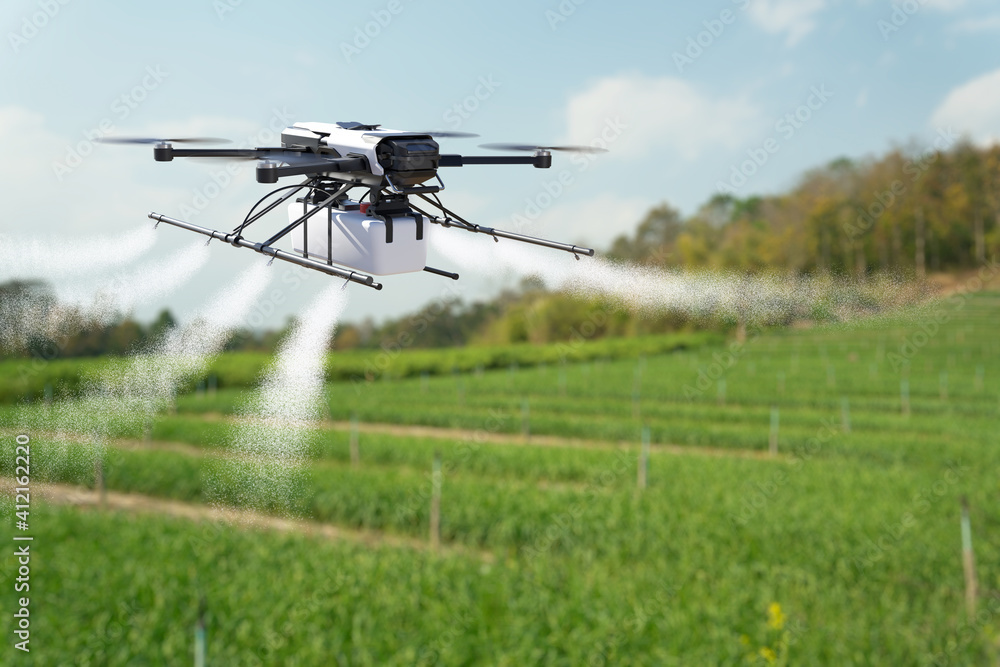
[2,291,999,664]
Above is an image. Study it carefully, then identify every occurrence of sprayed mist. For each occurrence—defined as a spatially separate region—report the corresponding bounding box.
[0,224,158,281]
[210,283,348,514]
[9,260,274,480]
[431,232,928,324]
[1,242,211,350]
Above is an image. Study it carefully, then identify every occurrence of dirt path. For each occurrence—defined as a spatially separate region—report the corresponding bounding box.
[193,412,781,461]
[0,478,493,561]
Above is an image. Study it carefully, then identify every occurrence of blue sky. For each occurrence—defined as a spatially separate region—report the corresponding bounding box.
[2,0,999,327]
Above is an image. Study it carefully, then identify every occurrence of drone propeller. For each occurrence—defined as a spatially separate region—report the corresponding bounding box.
[97,136,231,145]
[419,131,480,139]
[479,143,607,153]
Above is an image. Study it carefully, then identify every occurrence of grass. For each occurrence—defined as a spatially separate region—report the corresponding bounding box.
[1,292,999,663]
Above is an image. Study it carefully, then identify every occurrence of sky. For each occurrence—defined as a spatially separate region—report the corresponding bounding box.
[1,0,999,328]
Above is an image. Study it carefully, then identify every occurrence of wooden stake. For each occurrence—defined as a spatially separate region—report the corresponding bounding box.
[900,379,910,417]
[521,399,530,441]
[975,365,984,392]
[638,426,650,491]
[349,412,360,468]
[769,407,779,457]
[430,451,442,551]
[717,378,726,406]
[961,497,977,618]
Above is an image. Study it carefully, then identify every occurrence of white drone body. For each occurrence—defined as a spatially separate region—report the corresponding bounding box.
[112,120,600,290]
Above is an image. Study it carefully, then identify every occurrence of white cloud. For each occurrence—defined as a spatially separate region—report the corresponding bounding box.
[564,74,761,161]
[747,0,827,47]
[930,66,1000,147]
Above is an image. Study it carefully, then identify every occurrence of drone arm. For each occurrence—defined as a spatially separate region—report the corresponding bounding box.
[255,156,369,183]
[154,147,268,161]
[439,154,552,169]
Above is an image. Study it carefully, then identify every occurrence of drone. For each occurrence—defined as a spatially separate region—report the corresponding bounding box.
[102,122,604,290]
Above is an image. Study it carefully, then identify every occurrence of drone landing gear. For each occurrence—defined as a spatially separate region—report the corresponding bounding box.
[147,212,383,290]
[423,266,460,280]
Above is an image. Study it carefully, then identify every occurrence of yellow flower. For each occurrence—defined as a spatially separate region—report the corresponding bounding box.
[767,602,786,631]
[759,646,777,664]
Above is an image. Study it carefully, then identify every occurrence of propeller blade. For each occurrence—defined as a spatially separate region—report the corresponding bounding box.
[419,131,480,139]
[97,136,231,145]
[479,142,608,154]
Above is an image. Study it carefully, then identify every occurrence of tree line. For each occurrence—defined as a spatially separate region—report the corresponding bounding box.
[608,140,1000,275]
[4,140,997,358]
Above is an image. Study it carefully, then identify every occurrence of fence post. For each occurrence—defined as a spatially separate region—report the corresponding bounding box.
[638,426,650,491]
